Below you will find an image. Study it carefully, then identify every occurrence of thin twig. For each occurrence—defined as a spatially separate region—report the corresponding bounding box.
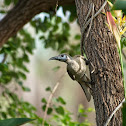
[55,0,59,14]
[1,53,7,63]
[80,4,93,56]
[85,4,94,39]
[82,3,94,55]
[104,98,125,126]
[84,4,93,26]
[42,72,66,126]
[82,0,107,35]
[84,0,107,31]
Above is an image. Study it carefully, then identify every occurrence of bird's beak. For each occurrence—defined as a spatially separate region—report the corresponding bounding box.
[49,56,59,61]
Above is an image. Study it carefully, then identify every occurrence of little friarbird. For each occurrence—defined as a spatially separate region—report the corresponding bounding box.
[49,54,91,102]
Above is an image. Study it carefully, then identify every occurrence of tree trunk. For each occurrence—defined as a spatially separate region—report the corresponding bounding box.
[75,0,124,126]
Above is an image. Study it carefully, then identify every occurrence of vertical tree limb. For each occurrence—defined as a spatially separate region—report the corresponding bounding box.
[75,0,124,125]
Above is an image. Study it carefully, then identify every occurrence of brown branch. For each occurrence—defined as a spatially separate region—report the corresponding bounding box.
[0,0,74,48]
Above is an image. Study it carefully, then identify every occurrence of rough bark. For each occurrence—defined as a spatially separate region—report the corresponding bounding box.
[75,0,124,126]
[0,0,74,47]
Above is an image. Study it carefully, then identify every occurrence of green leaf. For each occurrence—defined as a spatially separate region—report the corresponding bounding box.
[41,98,47,103]
[47,107,53,115]
[63,22,70,31]
[52,66,60,72]
[0,10,6,13]
[45,87,52,92]
[121,37,126,47]
[18,81,23,86]
[1,112,7,118]
[55,106,64,115]
[87,107,94,112]
[69,15,75,22]
[78,104,85,114]
[122,101,126,126]
[23,54,29,62]
[39,36,45,40]
[56,17,62,23]
[112,0,126,14]
[53,25,58,32]
[112,0,126,10]
[22,86,31,92]
[8,109,16,117]
[18,72,26,80]
[74,34,81,40]
[108,0,116,4]
[21,65,29,72]
[42,105,46,111]
[26,46,33,54]
[0,118,35,126]
[14,0,18,4]
[4,0,11,5]
[57,97,66,105]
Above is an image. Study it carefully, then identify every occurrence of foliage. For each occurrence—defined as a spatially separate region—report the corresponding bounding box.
[109,0,126,14]
[0,0,93,125]
[30,5,80,56]
[0,27,39,122]
[0,118,35,126]
[122,101,126,126]
[41,86,93,126]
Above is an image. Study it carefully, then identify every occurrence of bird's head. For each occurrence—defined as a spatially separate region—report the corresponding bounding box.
[49,54,71,63]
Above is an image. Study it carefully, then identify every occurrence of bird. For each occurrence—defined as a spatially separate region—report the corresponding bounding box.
[49,54,92,102]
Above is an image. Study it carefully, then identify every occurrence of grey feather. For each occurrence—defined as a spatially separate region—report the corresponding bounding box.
[79,82,91,102]
[67,55,91,101]
[49,54,92,102]
[67,69,75,80]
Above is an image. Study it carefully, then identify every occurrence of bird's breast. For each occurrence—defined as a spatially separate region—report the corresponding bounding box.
[67,61,86,80]
[67,61,79,73]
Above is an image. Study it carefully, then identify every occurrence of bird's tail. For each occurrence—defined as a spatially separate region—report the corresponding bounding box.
[79,83,91,102]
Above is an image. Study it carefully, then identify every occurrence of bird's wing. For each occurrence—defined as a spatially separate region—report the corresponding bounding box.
[82,72,91,83]
[67,69,75,80]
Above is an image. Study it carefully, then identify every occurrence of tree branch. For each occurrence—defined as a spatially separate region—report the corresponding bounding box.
[0,0,74,48]
[1,53,7,63]
[75,0,124,125]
